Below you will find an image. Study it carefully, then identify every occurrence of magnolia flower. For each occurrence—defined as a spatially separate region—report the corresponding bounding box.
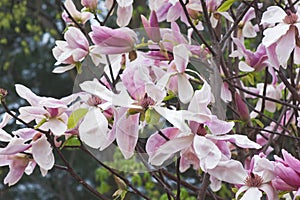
[273,149,300,198]
[261,6,300,68]
[146,82,260,171]
[15,84,77,136]
[0,129,54,186]
[62,0,91,24]
[208,155,278,200]
[89,25,137,55]
[141,11,161,43]
[52,27,89,73]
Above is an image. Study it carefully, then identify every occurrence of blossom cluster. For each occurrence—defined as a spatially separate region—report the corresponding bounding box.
[1,0,300,199]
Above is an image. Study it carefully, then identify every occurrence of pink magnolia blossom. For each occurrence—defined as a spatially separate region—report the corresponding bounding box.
[273,149,300,198]
[89,25,137,55]
[261,6,300,68]
[208,155,278,200]
[52,27,89,73]
[0,129,54,186]
[231,38,268,72]
[62,0,91,24]
[141,11,161,43]
[146,82,260,172]
[15,84,77,136]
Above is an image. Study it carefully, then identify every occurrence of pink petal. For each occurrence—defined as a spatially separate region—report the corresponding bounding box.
[32,134,54,170]
[149,135,193,166]
[275,162,300,187]
[166,3,181,22]
[116,112,140,159]
[282,149,300,173]
[146,127,180,158]
[276,27,296,68]
[0,138,31,155]
[4,157,29,186]
[205,116,234,135]
[262,24,290,47]
[117,5,132,27]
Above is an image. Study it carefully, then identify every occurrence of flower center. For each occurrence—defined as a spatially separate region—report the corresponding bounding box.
[196,124,207,136]
[244,173,264,187]
[87,95,102,106]
[283,12,298,24]
[138,94,155,109]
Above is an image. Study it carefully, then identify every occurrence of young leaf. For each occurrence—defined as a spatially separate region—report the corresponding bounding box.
[67,108,88,129]
[217,0,236,12]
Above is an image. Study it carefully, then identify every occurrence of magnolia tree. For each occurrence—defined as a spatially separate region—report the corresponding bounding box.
[1,0,300,199]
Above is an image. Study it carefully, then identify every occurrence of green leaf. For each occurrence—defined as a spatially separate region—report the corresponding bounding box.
[61,135,81,148]
[67,108,88,129]
[252,118,264,128]
[217,0,236,12]
[145,108,161,125]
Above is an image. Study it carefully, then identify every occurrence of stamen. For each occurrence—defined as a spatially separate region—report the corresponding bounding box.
[244,173,264,187]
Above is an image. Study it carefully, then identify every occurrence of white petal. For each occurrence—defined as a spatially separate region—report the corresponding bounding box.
[275,28,295,68]
[173,44,189,73]
[80,78,113,102]
[193,136,221,171]
[239,61,255,72]
[32,134,54,170]
[117,5,132,27]
[177,74,193,104]
[240,187,262,200]
[52,64,75,73]
[79,108,109,148]
[262,24,290,47]
[261,6,286,25]
[207,134,261,149]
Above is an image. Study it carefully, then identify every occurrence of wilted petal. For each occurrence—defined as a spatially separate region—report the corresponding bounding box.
[79,108,108,148]
[32,134,54,170]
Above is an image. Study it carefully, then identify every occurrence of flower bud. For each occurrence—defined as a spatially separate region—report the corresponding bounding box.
[0,88,8,99]
[235,92,250,121]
